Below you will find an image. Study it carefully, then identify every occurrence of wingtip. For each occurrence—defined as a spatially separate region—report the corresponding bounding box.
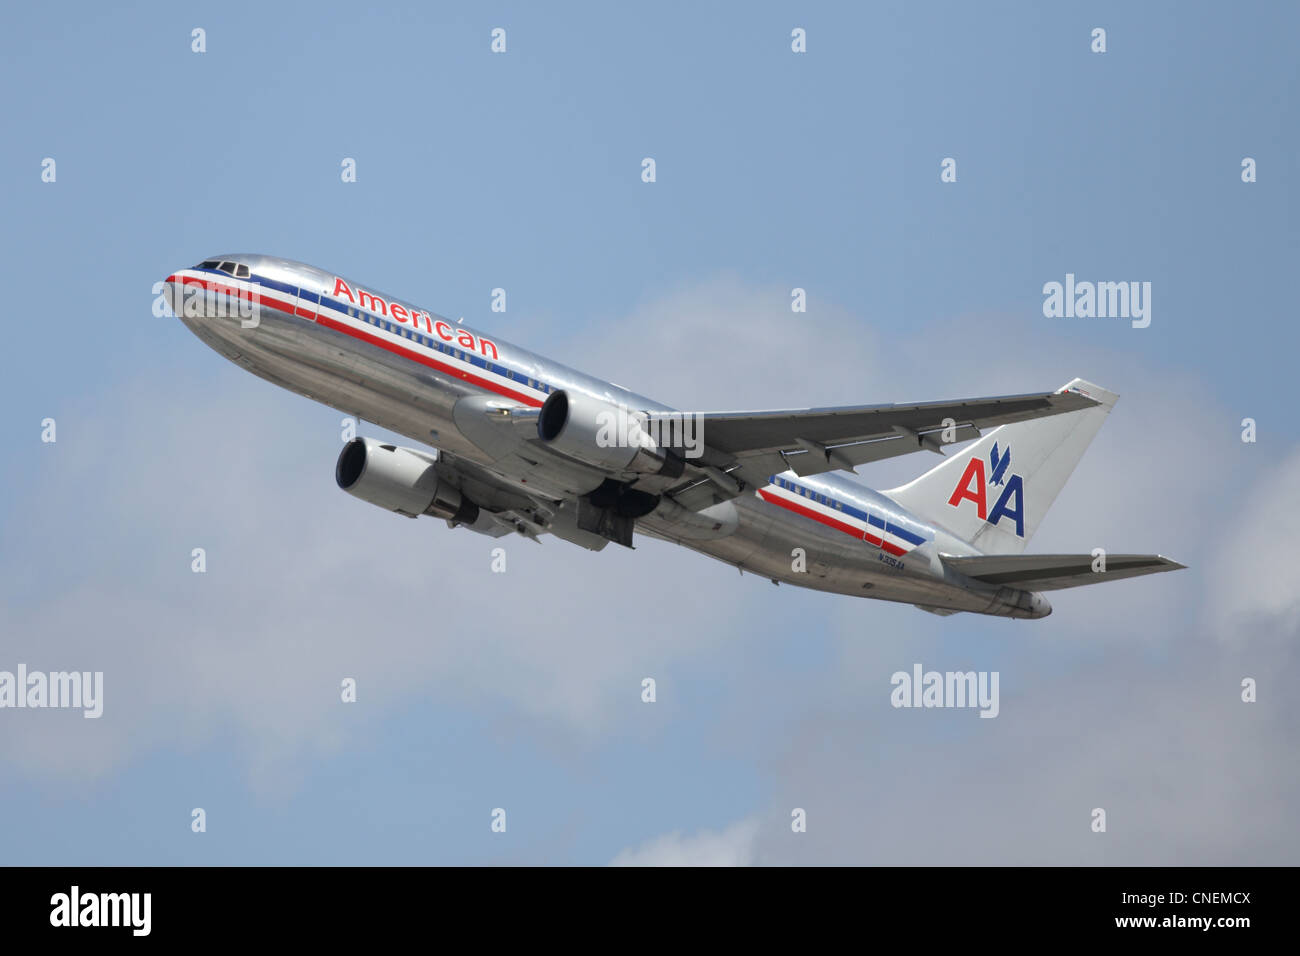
[1058,378,1120,409]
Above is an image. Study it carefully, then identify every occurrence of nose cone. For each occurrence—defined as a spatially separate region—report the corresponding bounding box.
[164,260,264,369]
[162,259,261,330]
[161,272,183,316]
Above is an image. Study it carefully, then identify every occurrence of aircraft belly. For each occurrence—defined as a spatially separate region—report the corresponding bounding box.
[655,494,1044,615]
[650,489,961,606]
[193,310,490,461]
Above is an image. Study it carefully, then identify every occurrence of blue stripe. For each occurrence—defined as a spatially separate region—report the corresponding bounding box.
[887,522,925,546]
[768,476,928,547]
[197,267,300,300]
[260,275,300,298]
[244,271,551,395]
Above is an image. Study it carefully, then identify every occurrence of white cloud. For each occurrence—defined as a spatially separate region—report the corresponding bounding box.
[1207,446,1300,641]
[0,277,897,785]
[610,818,759,866]
[0,373,761,787]
[552,274,884,410]
[667,633,1300,865]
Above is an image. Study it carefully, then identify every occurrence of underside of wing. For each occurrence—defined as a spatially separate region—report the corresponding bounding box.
[940,553,1186,591]
[434,452,613,551]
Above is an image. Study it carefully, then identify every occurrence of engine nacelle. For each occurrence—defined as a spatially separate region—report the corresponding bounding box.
[335,437,478,523]
[536,390,684,478]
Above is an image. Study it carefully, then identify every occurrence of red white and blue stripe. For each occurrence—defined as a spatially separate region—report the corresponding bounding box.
[167,267,552,408]
[757,474,927,557]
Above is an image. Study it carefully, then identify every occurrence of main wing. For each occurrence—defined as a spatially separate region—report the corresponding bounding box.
[435,383,1104,547]
[653,385,1101,496]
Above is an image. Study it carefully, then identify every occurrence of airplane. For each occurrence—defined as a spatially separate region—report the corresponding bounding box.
[162,255,1184,620]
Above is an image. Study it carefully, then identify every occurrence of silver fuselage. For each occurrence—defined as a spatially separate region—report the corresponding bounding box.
[163,255,1050,619]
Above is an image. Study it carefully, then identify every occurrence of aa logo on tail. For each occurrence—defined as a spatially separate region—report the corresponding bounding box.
[988,442,1011,486]
[947,443,1025,536]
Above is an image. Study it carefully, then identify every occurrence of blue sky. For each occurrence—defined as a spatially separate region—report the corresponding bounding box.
[1,1,1297,865]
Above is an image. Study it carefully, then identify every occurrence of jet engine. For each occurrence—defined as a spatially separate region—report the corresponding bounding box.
[335,437,478,523]
[535,389,684,479]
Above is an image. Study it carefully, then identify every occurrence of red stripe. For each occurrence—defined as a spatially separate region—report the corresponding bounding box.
[760,489,875,543]
[759,488,909,557]
[177,275,544,408]
[313,310,543,407]
[180,275,299,316]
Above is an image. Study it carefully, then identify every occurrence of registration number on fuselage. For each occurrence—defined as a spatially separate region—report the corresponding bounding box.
[877,552,906,571]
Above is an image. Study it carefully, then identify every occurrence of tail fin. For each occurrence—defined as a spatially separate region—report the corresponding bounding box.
[883,379,1119,555]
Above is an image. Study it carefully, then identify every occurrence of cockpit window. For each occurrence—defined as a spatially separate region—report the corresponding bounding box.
[198,260,220,269]
[235,264,250,278]
[218,261,236,275]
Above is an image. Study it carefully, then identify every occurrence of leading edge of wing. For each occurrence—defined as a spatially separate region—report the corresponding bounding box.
[670,387,1100,455]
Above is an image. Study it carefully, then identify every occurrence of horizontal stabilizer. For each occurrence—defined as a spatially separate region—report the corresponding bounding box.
[940,553,1185,591]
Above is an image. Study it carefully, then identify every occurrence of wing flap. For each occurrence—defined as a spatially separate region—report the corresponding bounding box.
[785,423,983,476]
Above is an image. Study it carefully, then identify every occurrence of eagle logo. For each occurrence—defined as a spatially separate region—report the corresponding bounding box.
[988,442,1011,486]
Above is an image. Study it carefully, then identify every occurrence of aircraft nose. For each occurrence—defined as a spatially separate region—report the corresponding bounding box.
[160,272,182,316]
